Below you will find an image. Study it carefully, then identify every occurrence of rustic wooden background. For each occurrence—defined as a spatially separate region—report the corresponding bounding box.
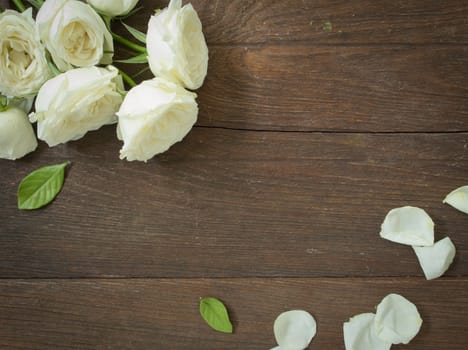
[1,0,467,348]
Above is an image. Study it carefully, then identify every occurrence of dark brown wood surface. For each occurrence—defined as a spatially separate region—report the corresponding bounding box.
[0,0,467,349]
[0,278,467,349]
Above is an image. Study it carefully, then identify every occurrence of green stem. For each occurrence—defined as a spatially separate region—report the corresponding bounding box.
[12,0,26,12]
[112,32,146,53]
[119,69,137,88]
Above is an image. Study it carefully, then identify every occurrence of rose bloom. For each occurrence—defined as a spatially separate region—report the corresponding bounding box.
[87,0,139,17]
[29,66,124,147]
[147,0,208,90]
[36,0,113,72]
[0,9,51,97]
[0,107,37,160]
[117,78,198,161]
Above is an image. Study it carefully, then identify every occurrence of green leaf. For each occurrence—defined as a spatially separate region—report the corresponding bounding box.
[122,22,147,44]
[116,53,148,64]
[122,24,147,44]
[199,297,233,333]
[18,162,69,210]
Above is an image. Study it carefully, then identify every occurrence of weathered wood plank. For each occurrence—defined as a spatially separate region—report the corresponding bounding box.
[0,278,466,349]
[3,1,466,132]
[1,128,466,278]
[133,0,468,45]
[195,45,468,131]
[3,0,467,44]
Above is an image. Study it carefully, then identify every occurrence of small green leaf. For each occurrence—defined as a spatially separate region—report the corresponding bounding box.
[199,297,233,333]
[122,22,147,43]
[18,162,69,210]
[116,53,148,64]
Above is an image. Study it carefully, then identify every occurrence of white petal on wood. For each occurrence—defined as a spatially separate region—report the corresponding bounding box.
[443,186,468,214]
[380,206,434,246]
[374,293,422,344]
[413,237,456,280]
[343,313,391,350]
[274,310,317,350]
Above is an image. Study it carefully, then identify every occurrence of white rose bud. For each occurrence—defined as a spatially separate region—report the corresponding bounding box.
[0,107,38,160]
[147,0,208,90]
[29,66,124,147]
[87,0,139,17]
[0,9,51,98]
[36,0,114,72]
[117,78,198,161]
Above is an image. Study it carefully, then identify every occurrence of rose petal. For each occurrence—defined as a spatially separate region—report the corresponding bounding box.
[87,0,139,17]
[0,107,37,160]
[443,186,468,214]
[374,293,422,344]
[116,77,198,161]
[413,237,456,280]
[146,0,208,90]
[273,310,316,350]
[343,313,391,350]
[380,206,434,246]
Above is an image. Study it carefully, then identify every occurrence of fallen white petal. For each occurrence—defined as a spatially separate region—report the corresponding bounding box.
[413,237,456,280]
[443,186,468,214]
[343,313,391,350]
[374,293,422,344]
[274,310,316,350]
[380,206,434,246]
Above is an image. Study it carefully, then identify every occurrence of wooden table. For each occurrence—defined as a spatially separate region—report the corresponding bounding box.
[1,0,467,348]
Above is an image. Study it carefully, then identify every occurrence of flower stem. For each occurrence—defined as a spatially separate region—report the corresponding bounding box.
[119,69,137,88]
[12,0,26,12]
[112,32,146,54]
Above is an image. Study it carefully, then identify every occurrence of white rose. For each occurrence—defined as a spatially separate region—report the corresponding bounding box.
[147,0,208,90]
[0,107,38,160]
[87,0,139,17]
[29,66,124,147]
[0,9,51,97]
[36,0,113,72]
[117,78,198,161]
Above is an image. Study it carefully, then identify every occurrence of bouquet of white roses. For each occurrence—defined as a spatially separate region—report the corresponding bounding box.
[0,0,208,161]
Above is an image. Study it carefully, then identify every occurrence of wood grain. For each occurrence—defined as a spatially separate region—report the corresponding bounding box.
[132,0,468,45]
[194,45,468,132]
[0,1,467,348]
[1,128,466,278]
[0,278,466,349]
